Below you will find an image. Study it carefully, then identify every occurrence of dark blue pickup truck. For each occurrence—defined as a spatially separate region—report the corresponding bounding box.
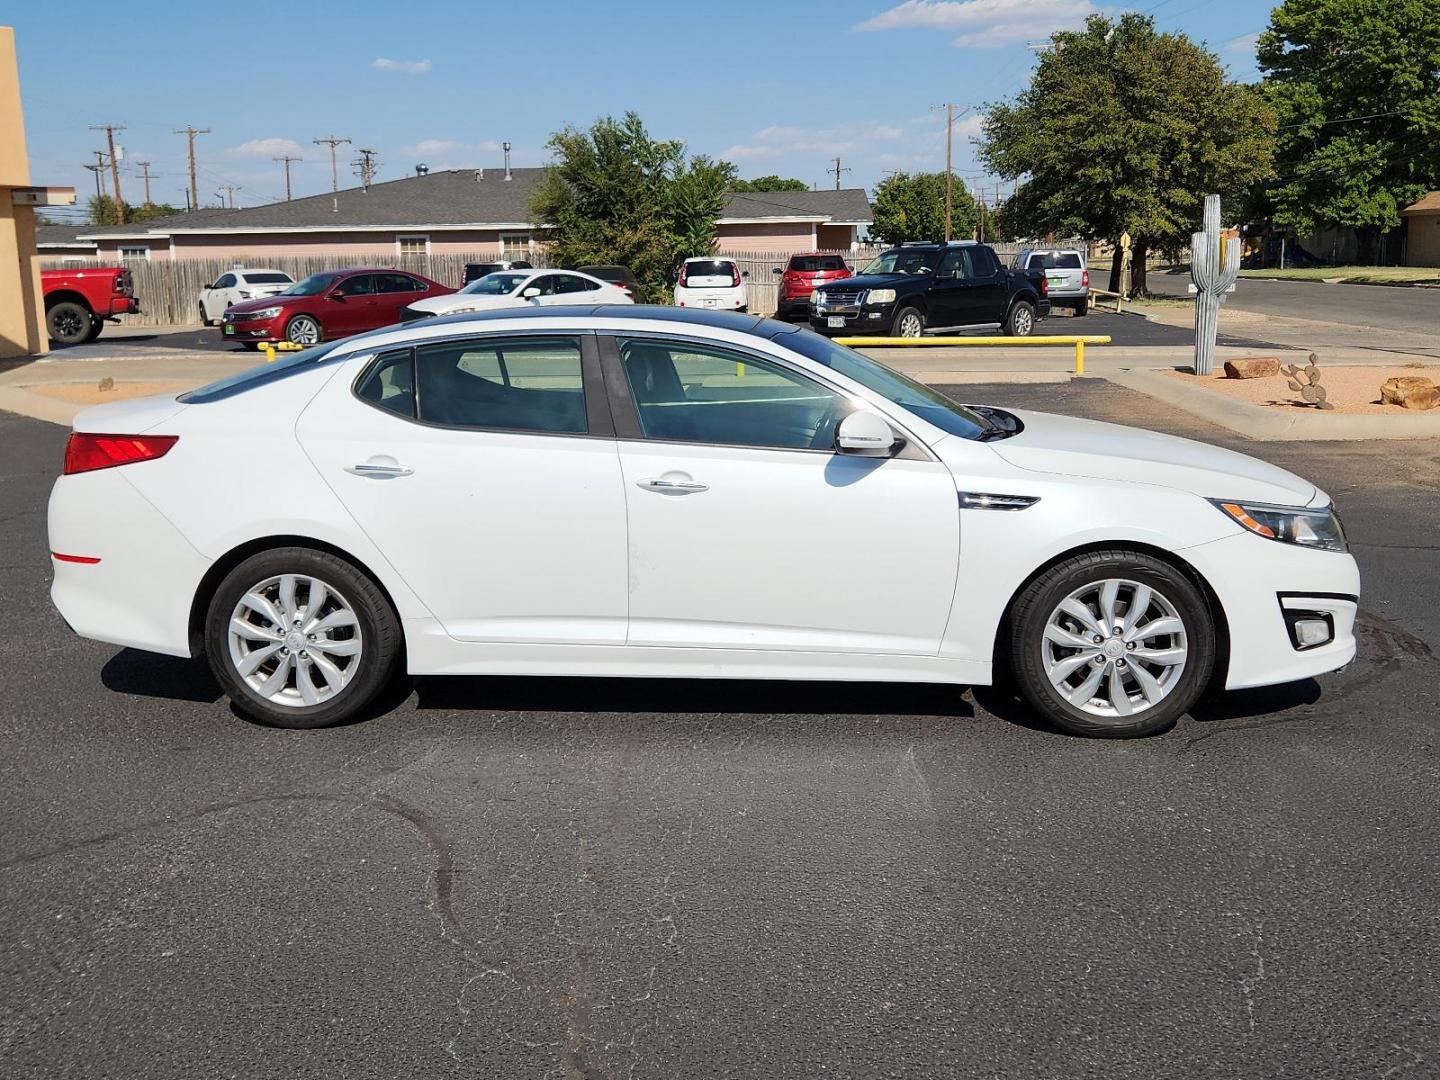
[810,241,1049,338]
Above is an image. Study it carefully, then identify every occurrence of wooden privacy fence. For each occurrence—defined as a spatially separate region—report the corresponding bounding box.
[42,241,1035,327]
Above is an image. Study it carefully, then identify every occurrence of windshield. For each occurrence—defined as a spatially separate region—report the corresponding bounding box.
[861,249,940,276]
[461,272,529,295]
[283,273,340,297]
[782,330,993,440]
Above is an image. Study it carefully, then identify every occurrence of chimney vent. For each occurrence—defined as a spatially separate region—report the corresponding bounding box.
[503,142,512,181]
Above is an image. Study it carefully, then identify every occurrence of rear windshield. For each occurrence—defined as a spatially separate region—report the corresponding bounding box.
[685,261,737,278]
[788,256,846,272]
[178,342,343,403]
[242,272,293,284]
[1025,252,1083,269]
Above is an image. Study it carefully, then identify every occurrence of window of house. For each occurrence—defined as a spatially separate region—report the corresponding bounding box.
[119,246,149,262]
[413,336,587,434]
[397,235,429,259]
[616,338,848,450]
[501,233,531,259]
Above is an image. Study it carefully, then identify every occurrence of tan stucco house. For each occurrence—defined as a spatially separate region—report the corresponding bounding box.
[1402,192,1440,267]
[60,169,872,263]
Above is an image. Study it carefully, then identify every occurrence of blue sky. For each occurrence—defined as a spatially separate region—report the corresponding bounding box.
[11,0,1270,213]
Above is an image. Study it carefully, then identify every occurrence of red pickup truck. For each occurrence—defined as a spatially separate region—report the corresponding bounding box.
[42,267,141,346]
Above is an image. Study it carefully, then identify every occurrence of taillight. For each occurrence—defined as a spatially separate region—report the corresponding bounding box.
[64,433,178,475]
[732,266,741,287]
[1081,270,1089,288]
[1040,277,1049,297]
[114,270,131,295]
[678,266,688,287]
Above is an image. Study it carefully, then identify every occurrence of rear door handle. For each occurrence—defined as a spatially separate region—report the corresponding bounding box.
[347,462,413,479]
[638,477,708,494]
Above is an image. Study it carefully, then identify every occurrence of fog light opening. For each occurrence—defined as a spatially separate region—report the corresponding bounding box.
[1283,609,1335,652]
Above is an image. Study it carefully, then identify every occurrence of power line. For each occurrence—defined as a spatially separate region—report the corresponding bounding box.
[173,127,210,217]
[313,135,351,192]
[1278,111,1402,131]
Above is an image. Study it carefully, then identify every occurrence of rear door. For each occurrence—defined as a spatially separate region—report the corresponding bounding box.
[951,247,1008,326]
[373,272,430,326]
[324,274,380,337]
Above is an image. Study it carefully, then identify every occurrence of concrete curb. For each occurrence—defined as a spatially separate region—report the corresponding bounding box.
[0,386,84,427]
[1111,368,1440,441]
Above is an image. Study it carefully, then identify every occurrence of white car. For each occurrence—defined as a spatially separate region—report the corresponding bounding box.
[674,257,748,312]
[401,268,633,320]
[48,308,1359,737]
[197,269,295,326]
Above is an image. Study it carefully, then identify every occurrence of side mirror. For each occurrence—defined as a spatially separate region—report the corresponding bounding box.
[741,270,750,280]
[202,282,214,291]
[771,267,783,275]
[522,287,541,299]
[836,410,901,456]
[329,291,346,302]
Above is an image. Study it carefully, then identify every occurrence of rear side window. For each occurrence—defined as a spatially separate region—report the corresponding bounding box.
[788,255,845,272]
[413,336,587,434]
[1027,252,1083,269]
[356,349,415,418]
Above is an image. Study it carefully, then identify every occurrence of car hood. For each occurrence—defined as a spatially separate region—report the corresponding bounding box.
[816,273,911,291]
[407,293,524,315]
[987,409,1318,505]
[226,295,299,314]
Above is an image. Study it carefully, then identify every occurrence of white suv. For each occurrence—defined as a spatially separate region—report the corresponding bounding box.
[674,257,748,312]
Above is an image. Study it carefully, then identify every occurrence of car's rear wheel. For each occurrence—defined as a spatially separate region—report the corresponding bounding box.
[46,301,92,346]
[1008,549,1215,737]
[286,315,321,346]
[893,306,924,338]
[204,547,403,729]
[84,317,105,342]
[1075,298,1089,317]
[1005,301,1036,337]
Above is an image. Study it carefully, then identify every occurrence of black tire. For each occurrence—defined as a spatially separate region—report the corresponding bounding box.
[892,306,925,338]
[1075,298,1089,317]
[46,301,93,346]
[199,302,213,327]
[83,317,105,343]
[1005,300,1037,337]
[204,547,403,729]
[285,314,322,346]
[1007,549,1215,738]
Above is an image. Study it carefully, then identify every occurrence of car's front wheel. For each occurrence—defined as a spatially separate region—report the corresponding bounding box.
[893,306,925,338]
[204,547,403,728]
[1008,549,1215,737]
[286,315,322,346]
[198,301,213,327]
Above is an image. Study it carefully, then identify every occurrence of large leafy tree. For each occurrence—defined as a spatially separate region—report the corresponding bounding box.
[530,113,734,300]
[86,195,182,225]
[869,172,977,244]
[1259,0,1440,263]
[980,13,1276,294]
[731,175,810,192]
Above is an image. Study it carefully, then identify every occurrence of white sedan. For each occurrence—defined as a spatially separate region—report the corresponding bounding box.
[48,307,1359,736]
[197,268,295,326]
[401,268,632,320]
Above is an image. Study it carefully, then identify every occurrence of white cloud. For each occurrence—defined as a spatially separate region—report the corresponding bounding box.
[372,57,432,74]
[230,137,303,157]
[404,138,505,159]
[723,122,909,162]
[1222,31,1261,53]
[855,0,1096,47]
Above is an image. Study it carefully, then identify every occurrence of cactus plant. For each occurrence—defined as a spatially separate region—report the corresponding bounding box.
[1191,194,1240,376]
[1280,353,1334,410]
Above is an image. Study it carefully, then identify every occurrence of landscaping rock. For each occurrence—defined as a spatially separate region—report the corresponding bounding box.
[1223,357,1281,379]
[1380,376,1440,410]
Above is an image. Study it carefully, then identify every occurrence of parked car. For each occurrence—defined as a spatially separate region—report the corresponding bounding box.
[400,268,633,321]
[811,241,1049,337]
[674,257,748,312]
[1013,249,1089,315]
[772,252,852,321]
[220,269,453,347]
[49,306,1358,738]
[578,265,640,300]
[41,266,140,346]
[462,259,532,285]
[197,269,296,326]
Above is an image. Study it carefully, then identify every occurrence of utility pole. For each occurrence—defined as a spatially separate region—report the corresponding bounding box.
[135,160,154,206]
[88,150,110,200]
[83,161,105,202]
[274,154,302,200]
[353,147,379,189]
[829,157,851,191]
[930,103,969,242]
[313,135,351,192]
[179,187,191,212]
[90,124,127,223]
[215,185,240,209]
[173,127,210,218]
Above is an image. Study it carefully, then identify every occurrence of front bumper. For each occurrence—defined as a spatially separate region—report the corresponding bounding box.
[220,314,286,342]
[809,300,896,334]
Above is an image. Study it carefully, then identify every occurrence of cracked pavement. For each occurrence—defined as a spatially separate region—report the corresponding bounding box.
[1,383,1438,1079]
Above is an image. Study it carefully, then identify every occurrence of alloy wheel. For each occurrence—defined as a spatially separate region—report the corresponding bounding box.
[227,574,363,708]
[1013,307,1034,335]
[897,312,923,338]
[1041,578,1188,720]
[54,309,86,338]
[287,317,320,345]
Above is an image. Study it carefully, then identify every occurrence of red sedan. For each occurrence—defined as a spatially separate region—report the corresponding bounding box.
[221,268,454,347]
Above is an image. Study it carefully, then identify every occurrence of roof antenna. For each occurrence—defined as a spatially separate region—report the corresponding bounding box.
[503,142,512,181]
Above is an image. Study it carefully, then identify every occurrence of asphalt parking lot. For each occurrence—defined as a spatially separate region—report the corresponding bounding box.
[2,383,1438,1079]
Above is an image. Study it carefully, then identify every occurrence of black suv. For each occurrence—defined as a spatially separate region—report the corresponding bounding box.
[810,242,1049,337]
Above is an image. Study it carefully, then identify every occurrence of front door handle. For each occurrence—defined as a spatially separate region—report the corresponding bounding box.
[637,477,708,495]
[347,462,413,479]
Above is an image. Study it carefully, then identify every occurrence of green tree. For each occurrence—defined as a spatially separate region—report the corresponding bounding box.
[1259,0,1440,263]
[731,174,810,192]
[980,13,1276,294]
[531,112,734,299]
[869,172,977,244]
[86,194,182,225]
[130,201,182,223]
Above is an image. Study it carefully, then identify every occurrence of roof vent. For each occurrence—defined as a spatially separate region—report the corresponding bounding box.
[332,197,338,213]
[475,168,484,182]
[503,142,512,182]
[415,163,429,177]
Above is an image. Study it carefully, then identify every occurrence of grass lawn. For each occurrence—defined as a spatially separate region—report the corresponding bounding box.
[1237,266,1440,285]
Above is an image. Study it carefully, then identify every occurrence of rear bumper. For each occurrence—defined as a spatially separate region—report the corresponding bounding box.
[103,297,141,318]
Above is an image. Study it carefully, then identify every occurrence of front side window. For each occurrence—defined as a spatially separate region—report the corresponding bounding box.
[414,336,587,434]
[333,274,375,297]
[862,249,939,276]
[617,337,848,451]
[212,273,237,290]
[936,249,975,280]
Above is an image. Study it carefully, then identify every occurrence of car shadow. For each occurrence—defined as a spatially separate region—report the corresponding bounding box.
[101,649,223,704]
[1190,680,1322,723]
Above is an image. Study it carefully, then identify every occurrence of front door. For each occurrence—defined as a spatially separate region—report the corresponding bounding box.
[296,331,628,644]
[604,335,959,654]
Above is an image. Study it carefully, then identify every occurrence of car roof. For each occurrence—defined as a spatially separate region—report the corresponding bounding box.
[231,267,291,275]
[408,303,785,336]
[682,255,739,263]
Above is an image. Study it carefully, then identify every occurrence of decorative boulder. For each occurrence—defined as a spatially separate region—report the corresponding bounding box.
[1380,376,1440,411]
[1223,357,1281,379]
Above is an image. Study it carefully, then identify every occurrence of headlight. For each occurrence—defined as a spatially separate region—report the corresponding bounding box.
[866,288,896,304]
[810,289,820,305]
[1211,499,1348,552]
[249,307,281,319]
